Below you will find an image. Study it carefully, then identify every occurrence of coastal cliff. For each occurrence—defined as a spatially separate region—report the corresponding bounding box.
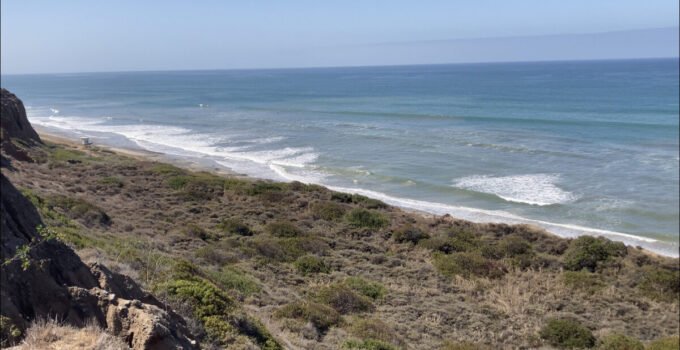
[0,89,197,349]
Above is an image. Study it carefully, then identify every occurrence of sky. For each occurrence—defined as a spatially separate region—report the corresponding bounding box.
[1,0,678,74]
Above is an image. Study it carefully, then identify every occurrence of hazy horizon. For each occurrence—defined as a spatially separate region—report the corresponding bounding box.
[2,1,678,75]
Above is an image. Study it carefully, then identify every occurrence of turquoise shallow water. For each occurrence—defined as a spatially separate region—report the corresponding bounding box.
[2,58,678,256]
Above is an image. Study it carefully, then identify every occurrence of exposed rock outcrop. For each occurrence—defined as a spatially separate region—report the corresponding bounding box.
[0,88,41,164]
[0,89,198,349]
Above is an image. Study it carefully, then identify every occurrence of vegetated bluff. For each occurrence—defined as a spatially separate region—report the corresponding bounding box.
[0,88,197,349]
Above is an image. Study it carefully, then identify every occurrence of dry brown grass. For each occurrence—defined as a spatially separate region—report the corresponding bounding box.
[14,319,128,350]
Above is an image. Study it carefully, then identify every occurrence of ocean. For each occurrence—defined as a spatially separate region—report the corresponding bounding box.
[2,58,678,256]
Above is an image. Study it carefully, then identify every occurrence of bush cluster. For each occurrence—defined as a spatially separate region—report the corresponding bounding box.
[433,251,505,279]
[596,334,643,350]
[392,225,429,244]
[346,209,388,229]
[310,201,347,221]
[274,301,341,332]
[266,221,302,237]
[315,284,374,314]
[331,193,387,209]
[344,277,386,300]
[294,255,331,275]
[563,236,626,272]
[217,218,253,236]
[539,318,595,349]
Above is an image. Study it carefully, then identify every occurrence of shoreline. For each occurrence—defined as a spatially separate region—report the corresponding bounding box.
[35,127,678,258]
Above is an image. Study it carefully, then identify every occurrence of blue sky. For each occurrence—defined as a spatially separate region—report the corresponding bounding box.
[1,0,678,74]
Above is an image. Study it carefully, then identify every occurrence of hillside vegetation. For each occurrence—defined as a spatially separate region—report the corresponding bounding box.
[4,140,679,349]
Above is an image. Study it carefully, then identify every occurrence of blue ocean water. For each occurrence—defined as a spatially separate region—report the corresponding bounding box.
[3,58,678,255]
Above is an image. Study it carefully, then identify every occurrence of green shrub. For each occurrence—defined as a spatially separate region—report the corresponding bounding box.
[499,236,533,257]
[275,301,341,332]
[441,342,489,350]
[420,231,481,254]
[266,221,302,237]
[647,336,680,350]
[0,315,21,347]
[98,176,124,188]
[346,209,388,229]
[208,266,261,296]
[638,266,680,302]
[563,236,627,272]
[184,224,210,240]
[195,245,234,266]
[245,181,288,196]
[311,201,347,221]
[392,225,429,244]
[217,218,252,236]
[349,318,401,347]
[249,237,289,262]
[180,173,226,200]
[433,252,505,279]
[166,175,191,190]
[202,315,238,344]
[248,236,328,262]
[294,255,331,275]
[539,318,595,349]
[45,195,111,227]
[150,163,186,176]
[160,278,233,320]
[316,284,374,314]
[331,193,387,209]
[596,334,643,350]
[343,339,397,350]
[48,148,90,163]
[344,277,386,300]
[563,270,605,293]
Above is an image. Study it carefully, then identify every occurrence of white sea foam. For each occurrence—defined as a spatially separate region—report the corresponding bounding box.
[29,113,322,183]
[453,174,577,206]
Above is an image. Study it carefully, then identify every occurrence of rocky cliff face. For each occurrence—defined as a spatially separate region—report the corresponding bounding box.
[0,89,198,349]
[0,89,41,164]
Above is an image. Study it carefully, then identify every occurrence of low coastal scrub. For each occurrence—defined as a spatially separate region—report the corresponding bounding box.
[247,235,328,263]
[315,284,375,314]
[274,301,341,333]
[43,194,111,228]
[392,225,429,244]
[8,142,680,349]
[331,193,387,209]
[433,251,505,279]
[266,221,302,237]
[647,336,680,350]
[343,339,397,350]
[310,201,347,221]
[157,261,280,348]
[440,342,490,350]
[217,218,253,236]
[207,266,261,296]
[637,265,680,302]
[562,270,605,293]
[294,255,331,275]
[348,318,402,348]
[346,208,388,229]
[596,334,643,350]
[539,318,595,349]
[563,236,627,272]
[343,277,386,300]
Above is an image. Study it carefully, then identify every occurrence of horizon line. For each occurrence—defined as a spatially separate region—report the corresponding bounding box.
[2,56,678,77]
